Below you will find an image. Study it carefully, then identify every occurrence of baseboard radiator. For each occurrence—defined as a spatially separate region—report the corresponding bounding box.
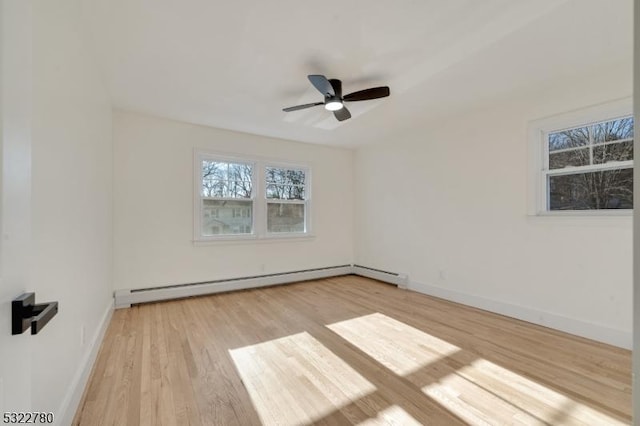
[114,264,408,308]
[352,264,408,289]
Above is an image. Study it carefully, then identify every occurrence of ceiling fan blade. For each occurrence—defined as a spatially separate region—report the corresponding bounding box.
[334,106,351,122]
[343,86,390,102]
[282,102,324,112]
[308,75,335,97]
[328,79,342,98]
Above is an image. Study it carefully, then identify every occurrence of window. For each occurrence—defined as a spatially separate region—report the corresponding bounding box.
[195,151,311,240]
[530,100,633,214]
[266,166,308,234]
[199,158,254,236]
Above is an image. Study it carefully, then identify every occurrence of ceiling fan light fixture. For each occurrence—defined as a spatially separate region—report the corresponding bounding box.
[325,100,343,111]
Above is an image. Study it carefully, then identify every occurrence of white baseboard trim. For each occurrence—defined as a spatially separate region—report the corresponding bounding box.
[409,280,631,349]
[57,300,114,426]
[114,265,355,308]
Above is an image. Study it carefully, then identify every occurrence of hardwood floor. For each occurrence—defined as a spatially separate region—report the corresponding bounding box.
[73,275,631,425]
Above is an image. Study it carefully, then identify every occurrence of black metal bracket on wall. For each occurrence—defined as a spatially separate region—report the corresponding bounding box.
[12,293,58,335]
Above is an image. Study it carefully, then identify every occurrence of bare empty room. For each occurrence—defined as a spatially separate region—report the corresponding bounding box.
[1,0,638,425]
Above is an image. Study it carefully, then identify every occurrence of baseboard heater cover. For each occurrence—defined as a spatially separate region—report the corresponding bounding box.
[114,264,408,308]
[115,265,353,308]
[352,264,409,289]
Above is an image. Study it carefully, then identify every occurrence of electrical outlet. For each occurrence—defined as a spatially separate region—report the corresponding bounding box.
[80,325,85,347]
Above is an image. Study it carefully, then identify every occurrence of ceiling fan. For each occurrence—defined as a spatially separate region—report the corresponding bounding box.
[283,75,390,122]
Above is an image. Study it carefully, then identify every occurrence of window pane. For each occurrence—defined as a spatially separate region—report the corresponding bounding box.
[548,127,589,152]
[202,180,253,198]
[549,168,633,210]
[548,148,590,169]
[202,199,252,235]
[593,117,633,143]
[593,141,633,164]
[266,184,305,200]
[265,167,306,186]
[202,160,252,198]
[267,203,305,233]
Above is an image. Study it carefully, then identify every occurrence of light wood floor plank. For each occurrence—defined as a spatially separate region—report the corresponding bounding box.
[74,276,631,425]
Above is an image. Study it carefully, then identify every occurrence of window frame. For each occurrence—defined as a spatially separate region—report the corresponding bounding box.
[194,150,312,242]
[528,98,633,216]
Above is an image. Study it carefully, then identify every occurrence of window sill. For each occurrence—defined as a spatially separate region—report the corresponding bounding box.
[193,233,316,246]
[526,210,632,228]
[531,210,632,218]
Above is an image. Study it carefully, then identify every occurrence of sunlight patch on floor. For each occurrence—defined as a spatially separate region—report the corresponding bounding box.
[229,331,376,426]
[423,358,627,425]
[356,405,422,426]
[327,312,460,375]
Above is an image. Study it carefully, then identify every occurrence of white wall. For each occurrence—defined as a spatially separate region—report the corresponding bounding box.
[355,66,632,348]
[28,0,113,422]
[113,110,354,290]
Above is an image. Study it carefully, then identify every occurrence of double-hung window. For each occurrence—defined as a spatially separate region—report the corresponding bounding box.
[199,157,254,237]
[531,101,633,213]
[265,166,308,234]
[195,151,311,240]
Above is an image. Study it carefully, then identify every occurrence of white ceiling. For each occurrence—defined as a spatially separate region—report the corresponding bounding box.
[83,0,632,148]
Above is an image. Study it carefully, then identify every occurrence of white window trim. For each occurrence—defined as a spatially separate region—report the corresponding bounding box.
[527,97,633,216]
[193,150,313,242]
